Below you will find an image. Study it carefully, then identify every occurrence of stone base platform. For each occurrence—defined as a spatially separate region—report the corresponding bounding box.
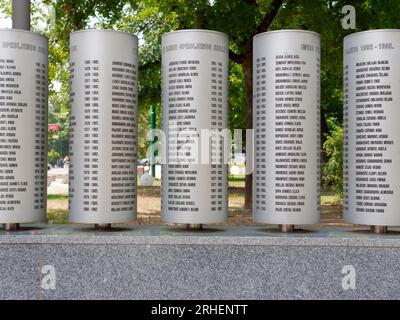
[1,224,400,299]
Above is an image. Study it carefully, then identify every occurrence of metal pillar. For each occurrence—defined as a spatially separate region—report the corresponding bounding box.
[2,223,20,231]
[12,0,30,30]
[95,224,112,230]
[279,224,295,233]
[186,224,203,231]
[371,226,388,234]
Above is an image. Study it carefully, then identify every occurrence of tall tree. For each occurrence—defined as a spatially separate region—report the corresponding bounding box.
[222,0,285,210]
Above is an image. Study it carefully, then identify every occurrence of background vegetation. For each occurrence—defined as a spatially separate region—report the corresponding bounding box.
[1,0,399,202]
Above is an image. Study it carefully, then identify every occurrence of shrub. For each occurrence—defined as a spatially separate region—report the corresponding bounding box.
[48,149,60,166]
[323,118,343,197]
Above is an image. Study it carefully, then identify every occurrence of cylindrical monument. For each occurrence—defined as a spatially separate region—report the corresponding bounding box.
[69,30,138,227]
[161,29,229,227]
[344,30,400,232]
[0,29,48,225]
[253,30,321,230]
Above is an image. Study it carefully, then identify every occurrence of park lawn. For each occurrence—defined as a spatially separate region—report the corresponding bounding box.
[320,190,342,205]
[47,194,68,224]
[47,194,68,201]
[47,185,343,225]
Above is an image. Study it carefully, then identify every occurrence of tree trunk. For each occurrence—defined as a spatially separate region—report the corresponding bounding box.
[242,51,253,211]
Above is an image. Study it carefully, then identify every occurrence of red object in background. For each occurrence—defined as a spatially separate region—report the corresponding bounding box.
[48,124,61,131]
[137,167,145,176]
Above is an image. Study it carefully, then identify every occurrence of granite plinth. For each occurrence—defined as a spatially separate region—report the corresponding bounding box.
[0,224,400,300]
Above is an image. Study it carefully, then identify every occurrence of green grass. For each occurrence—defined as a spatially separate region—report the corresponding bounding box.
[321,191,342,205]
[47,194,68,200]
[229,175,245,182]
[47,194,69,224]
[47,210,68,224]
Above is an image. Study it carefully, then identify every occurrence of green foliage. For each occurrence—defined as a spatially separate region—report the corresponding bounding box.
[322,118,343,196]
[137,103,162,158]
[229,62,246,130]
[48,149,60,165]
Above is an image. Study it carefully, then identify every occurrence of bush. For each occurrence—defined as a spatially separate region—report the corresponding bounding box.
[48,149,60,166]
[323,118,343,197]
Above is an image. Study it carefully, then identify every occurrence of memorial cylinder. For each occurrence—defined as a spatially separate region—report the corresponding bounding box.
[69,30,138,224]
[253,30,321,225]
[161,29,229,225]
[0,29,48,224]
[344,30,400,227]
